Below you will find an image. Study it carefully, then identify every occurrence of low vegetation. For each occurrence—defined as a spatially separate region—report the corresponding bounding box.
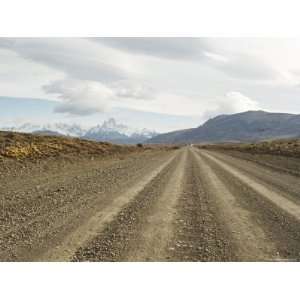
[197,139,300,158]
[0,131,169,161]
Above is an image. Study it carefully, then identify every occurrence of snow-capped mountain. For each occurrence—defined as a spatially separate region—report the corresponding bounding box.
[84,118,158,144]
[2,122,87,137]
[1,118,158,144]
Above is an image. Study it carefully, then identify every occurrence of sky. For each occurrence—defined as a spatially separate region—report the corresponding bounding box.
[1,38,300,132]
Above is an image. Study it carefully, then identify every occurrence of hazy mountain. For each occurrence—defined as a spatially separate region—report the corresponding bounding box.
[1,118,158,144]
[147,111,300,144]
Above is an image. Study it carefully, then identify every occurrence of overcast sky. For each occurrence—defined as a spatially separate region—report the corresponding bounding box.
[1,38,300,132]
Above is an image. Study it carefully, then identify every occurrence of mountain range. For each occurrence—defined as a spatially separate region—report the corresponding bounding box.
[147,110,300,144]
[83,118,157,144]
[3,111,300,145]
[1,118,158,144]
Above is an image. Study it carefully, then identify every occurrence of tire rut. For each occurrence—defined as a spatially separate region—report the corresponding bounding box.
[0,150,174,261]
[207,150,300,204]
[167,148,236,261]
[200,149,300,261]
[201,151,300,221]
[72,150,186,262]
[2,146,299,262]
[193,149,279,261]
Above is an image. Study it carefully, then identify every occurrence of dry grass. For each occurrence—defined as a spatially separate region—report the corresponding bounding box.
[197,139,300,158]
[0,131,167,160]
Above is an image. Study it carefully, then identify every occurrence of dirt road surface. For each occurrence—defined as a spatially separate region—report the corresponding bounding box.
[1,146,300,261]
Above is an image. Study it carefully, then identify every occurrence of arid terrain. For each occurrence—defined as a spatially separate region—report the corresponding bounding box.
[1,132,300,261]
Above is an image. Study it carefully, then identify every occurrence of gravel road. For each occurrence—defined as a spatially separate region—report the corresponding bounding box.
[1,146,300,261]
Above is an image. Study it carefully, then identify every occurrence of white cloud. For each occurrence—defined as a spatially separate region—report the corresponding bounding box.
[205,52,278,81]
[43,78,157,116]
[0,38,129,82]
[93,38,279,82]
[92,37,212,61]
[110,80,156,100]
[203,51,229,63]
[43,79,115,115]
[118,90,262,123]
[203,91,261,119]
[1,38,300,131]
[225,91,261,111]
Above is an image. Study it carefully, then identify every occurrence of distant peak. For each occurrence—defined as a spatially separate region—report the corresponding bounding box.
[103,118,117,128]
[0,118,158,143]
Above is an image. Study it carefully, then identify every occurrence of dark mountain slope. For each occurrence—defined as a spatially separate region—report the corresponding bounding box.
[147,111,300,144]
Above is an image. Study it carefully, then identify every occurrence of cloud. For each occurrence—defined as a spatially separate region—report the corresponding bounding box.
[291,69,300,76]
[93,38,279,82]
[225,91,261,111]
[202,48,278,81]
[203,51,229,63]
[43,79,114,115]
[110,80,156,100]
[203,91,261,119]
[92,37,212,61]
[0,37,280,87]
[1,37,299,127]
[0,38,126,82]
[214,54,278,80]
[43,78,157,115]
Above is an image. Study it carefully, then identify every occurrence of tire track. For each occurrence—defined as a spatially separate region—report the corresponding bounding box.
[200,149,300,261]
[72,150,186,262]
[193,149,279,261]
[206,150,300,204]
[1,151,170,233]
[41,151,180,261]
[2,146,299,262]
[201,150,300,221]
[0,151,174,261]
[168,148,236,261]
[125,150,187,261]
[216,150,300,177]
